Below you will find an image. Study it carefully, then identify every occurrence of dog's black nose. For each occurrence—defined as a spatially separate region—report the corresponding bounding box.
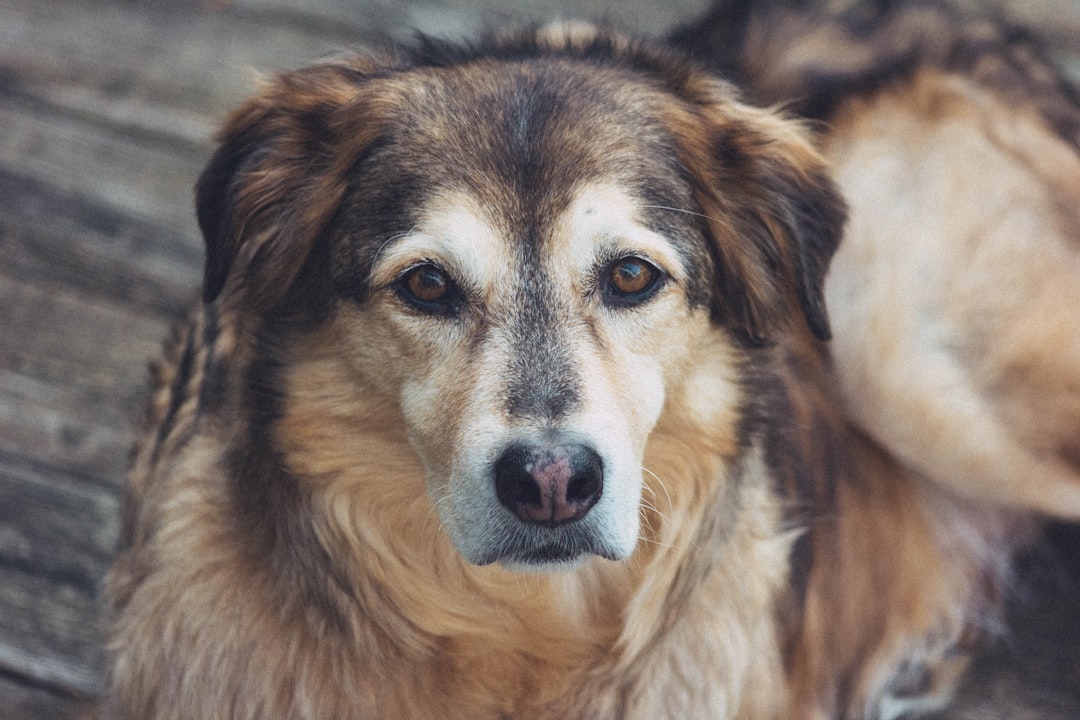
[494,444,603,527]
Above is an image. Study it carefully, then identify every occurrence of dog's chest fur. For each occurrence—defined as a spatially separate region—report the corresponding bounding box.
[119,303,798,719]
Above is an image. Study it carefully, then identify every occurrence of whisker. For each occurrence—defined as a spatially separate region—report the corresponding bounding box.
[642,465,673,514]
[423,495,470,583]
[634,203,726,226]
[367,228,418,298]
[637,497,676,552]
[635,532,676,551]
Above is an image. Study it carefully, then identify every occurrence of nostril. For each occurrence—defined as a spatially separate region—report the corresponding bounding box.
[494,443,604,526]
[494,450,542,509]
[567,473,600,504]
[566,451,602,504]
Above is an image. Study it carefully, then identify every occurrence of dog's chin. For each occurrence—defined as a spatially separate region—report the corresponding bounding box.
[458,527,635,572]
[498,551,589,573]
[441,483,643,572]
[496,542,629,573]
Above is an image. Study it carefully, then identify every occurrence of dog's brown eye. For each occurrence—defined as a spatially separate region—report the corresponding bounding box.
[611,258,654,294]
[605,257,663,307]
[395,264,462,315]
[405,266,449,302]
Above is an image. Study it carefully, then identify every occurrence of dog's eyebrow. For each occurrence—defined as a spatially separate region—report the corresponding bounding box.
[367,228,419,292]
[629,201,716,312]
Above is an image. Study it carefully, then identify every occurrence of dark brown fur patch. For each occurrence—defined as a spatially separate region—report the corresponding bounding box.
[671,0,1080,148]
[196,60,389,313]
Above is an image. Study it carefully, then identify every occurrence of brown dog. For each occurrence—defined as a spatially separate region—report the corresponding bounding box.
[674,0,1080,523]
[102,3,1080,718]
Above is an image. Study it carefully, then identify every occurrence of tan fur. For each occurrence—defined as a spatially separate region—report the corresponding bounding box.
[102,6,1077,719]
[675,0,1080,520]
[824,68,1080,518]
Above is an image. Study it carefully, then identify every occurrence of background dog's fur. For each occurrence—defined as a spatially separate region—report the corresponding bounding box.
[673,0,1080,519]
[102,2,1080,718]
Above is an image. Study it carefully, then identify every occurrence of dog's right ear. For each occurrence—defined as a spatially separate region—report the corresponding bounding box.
[196,60,385,311]
[664,79,846,344]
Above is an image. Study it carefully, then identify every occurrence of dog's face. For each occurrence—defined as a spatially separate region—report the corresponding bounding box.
[351,180,702,567]
[196,30,844,570]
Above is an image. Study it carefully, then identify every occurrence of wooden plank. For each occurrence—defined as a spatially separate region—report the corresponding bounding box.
[0,0,374,124]
[0,276,168,393]
[0,277,170,489]
[0,0,716,144]
[233,0,711,38]
[0,100,206,237]
[0,673,90,720]
[0,369,140,491]
[0,169,202,319]
[232,0,1080,46]
[0,459,119,699]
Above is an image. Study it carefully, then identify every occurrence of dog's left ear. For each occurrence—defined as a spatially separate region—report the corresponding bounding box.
[670,87,847,343]
[196,61,384,313]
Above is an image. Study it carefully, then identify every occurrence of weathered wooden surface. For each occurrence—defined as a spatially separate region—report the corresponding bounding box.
[0,1,1076,718]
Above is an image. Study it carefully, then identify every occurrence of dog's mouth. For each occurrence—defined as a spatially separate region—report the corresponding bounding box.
[516,543,585,566]
[474,523,628,569]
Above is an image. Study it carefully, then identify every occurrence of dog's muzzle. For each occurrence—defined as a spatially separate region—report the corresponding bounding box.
[494,443,603,527]
[464,441,627,568]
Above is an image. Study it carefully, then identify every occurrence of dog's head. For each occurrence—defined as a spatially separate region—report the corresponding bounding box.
[196,26,844,570]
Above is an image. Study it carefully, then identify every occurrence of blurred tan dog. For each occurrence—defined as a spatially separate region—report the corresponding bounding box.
[675,0,1080,527]
[103,2,1080,718]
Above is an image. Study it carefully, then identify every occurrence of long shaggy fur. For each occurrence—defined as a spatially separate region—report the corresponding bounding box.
[102,3,1080,718]
[674,0,1080,520]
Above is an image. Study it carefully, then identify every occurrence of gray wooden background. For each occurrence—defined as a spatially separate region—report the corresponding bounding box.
[1,1,1077,718]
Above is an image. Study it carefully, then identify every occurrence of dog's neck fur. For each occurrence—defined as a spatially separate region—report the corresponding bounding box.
[179,308,1012,719]
[231,313,796,718]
